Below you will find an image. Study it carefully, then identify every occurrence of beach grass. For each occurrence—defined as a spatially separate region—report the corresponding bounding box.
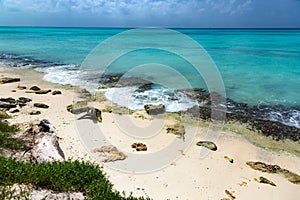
[0,157,149,200]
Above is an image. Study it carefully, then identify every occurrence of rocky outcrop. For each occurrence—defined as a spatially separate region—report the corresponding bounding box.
[0,77,20,84]
[246,161,300,185]
[196,141,217,151]
[166,123,185,140]
[92,145,127,162]
[28,120,64,163]
[144,104,165,115]
[67,104,102,123]
[255,176,276,186]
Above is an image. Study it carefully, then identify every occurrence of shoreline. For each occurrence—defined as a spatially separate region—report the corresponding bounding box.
[1,65,300,199]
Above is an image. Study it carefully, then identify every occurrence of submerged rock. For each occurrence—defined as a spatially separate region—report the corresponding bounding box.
[196,141,218,151]
[255,176,276,186]
[144,104,165,115]
[246,161,300,185]
[0,77,20,84]
[92,145,127,162]
[34,103,49,109]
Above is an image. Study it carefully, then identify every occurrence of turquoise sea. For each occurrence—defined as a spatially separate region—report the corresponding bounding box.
[0,27,299,127]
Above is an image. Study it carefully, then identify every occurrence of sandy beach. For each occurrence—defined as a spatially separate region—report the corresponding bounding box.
[1,65,300,200]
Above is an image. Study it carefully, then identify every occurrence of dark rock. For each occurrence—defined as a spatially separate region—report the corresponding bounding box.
[18,103,27,107]
[95,108,102,123]
[11,90,16,92]
[0,103,17,109]
[246,161,300,185]
[10,109,19,113]
[224,156,234,163]
[38,119,55,132]
[144,104,165,115]
[52,90,62,95]
[17,97,32,104]
[35,90,51,94]
[34,103,49,109]
[225,190,236,200]
[0,77,20,84]
[196,141,217,151]
[29,111,41,115]
[131,142,147,151]
[17,85,27,90]
[30,86,41,91]
[255,176,276,186]
[0,97,16,104]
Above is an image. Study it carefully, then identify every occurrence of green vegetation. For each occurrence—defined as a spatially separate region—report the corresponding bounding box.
[0,112,149,200]
[0,113,24,151]
[0,157,149,199]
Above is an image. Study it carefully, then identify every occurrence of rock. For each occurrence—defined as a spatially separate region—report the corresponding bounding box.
[224,156,234,163]
[0,97,16,104]
[225,189,236,200]
[196,141,217,151]
[31,133,65,163]
[11,90,16,92]
[0,77,20,84]
[38,119,56,133]
[30,86,41,91]
[10,109,19,113]
[95,108,102,123]
[35,90,51,94]
[92,145,127,162]
[29,111,41,115]
[255,176,276,186]
[131,142,147,151]
[17,97,32,104]
[166,123,185,140]
[52,90,62,95]
[144,104,165,115]
[34,103,49,109]
[0,103,17,109]
[17,85,27,90]
[246,161,300,185]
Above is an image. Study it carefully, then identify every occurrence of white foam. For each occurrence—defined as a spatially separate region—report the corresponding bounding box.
[105,86,198,112]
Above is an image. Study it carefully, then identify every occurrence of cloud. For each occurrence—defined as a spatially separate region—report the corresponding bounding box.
[205,0,253,15]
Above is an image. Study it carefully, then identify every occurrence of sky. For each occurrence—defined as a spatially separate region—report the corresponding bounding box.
[0,0,300,28]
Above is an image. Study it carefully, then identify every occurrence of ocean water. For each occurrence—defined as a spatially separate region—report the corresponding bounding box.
[0,27,299,127]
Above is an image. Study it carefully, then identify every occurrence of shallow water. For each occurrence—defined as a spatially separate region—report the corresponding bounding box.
[0,27,299,127]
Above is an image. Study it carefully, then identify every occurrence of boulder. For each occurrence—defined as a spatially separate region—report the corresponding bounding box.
[224,156,234,163]
[31,133,65,163]
[0,103,17,109]
[166,124,185,140]
[34,103,49,109]
[52,90,62,95]
[10,109,20,113]
[0,77,20,84]
[17,85,27,90]
[0,97,16,104]
[29,86,41,91]
[196,141,217,151]
[144,104,165,115]
[17,97,32,104]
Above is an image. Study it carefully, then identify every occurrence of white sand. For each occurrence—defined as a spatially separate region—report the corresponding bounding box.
[1,66,300,200]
